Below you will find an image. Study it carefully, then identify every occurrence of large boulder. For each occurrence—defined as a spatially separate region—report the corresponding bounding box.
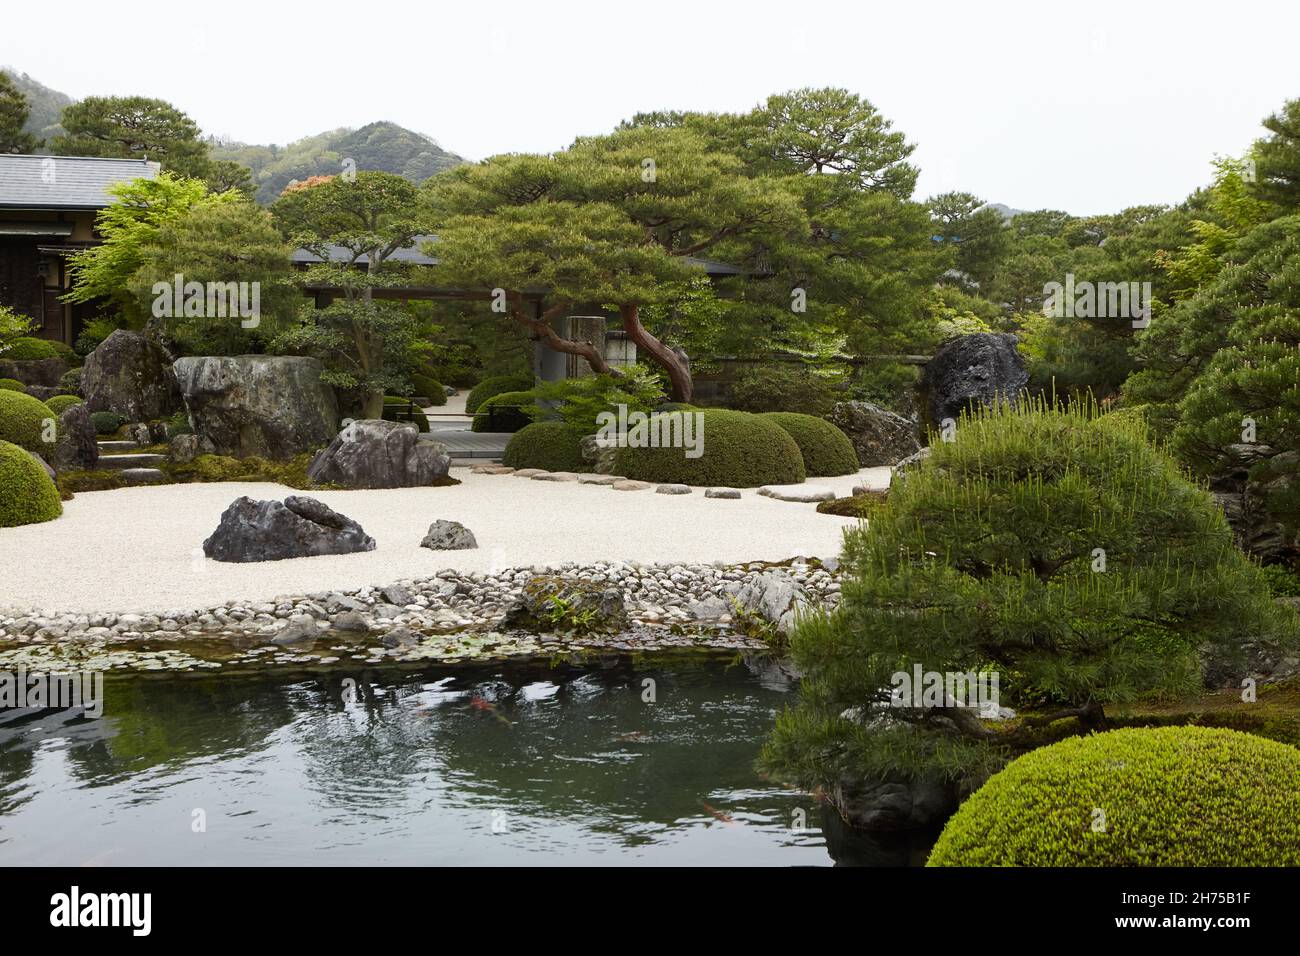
[172,355,338,460]
[826,401,921,466]
[81,330,180,421]
[50,403,99,472]
[921,332,1028,426]
[307,420,450,489]
[202,495,376,563]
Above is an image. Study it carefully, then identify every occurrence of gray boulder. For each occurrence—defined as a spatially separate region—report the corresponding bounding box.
[420,519,478,550]
[831,776,957,832]
[921,332,1028,425]
[81,330,180,421]
[501,576,626,633]
[0,356,67,388]
[308,420,450,489]
[580,434,619,475]
[202,495,376,563]
[51,403,99,472]
[734,570,808,634]
[172,355,338,460]
[827,401,921,466]
[170,433,200,464]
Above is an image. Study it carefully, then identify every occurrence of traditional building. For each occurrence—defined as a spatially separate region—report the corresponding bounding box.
[0,154,160,344]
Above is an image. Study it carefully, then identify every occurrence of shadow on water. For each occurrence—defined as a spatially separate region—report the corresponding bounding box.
[0,651,935,866]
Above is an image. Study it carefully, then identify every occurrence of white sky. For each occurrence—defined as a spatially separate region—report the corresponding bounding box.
[4,0,1297,215]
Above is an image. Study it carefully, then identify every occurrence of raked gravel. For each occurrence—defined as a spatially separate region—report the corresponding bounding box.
[0,465,890,615]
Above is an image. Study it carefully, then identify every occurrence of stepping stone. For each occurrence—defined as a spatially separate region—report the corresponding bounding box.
[757,484,837,503]
[705,487,741,499]
[472,464,515,475]
[611,479,651,491]
[99,452,168,470]
[655,483,691,495]
[531,471,579,482]
[513,468,546,478]
[578,474,619,485]
[120,468,167,486]
[96,440,138,453]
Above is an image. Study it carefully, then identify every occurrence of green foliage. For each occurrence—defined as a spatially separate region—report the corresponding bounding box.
[0,379,24,391]
[727,365,840,415]
[1251,98,1300,210]
[471,390,535,433]
[928,727,1300,866]
[1262,563,1300,597]
[49,95,214,182]
[465,374,534,414]
[762,412,859,476]
[44,395,83,416]
[613,409,806,487]
[502,422,591,472]
[0,70,37,153]
[0,440,62,527]
[0,389,55,452]
[381,396,430,433]
[90,410,128,435]
[762,399,1297,795]
[408,373,447,406]
[74,318,121,357]
[161,453,330,489]
[59,367,83,393]
[816,490,888,518]
[56,469,126,495]
[526,366,664,432]
[0,336,65,362]
[0,304,37,355]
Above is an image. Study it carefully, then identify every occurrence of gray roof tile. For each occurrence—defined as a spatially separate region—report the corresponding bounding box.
[0,154,161,210]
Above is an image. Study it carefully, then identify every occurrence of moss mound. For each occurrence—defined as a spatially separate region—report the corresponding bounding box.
[0,378,25,391]
[0,389,56,452]
[503,422,591,472]
[1,337,67,362]
[44,395,84,417]
[465,374,533,414]
[471,390,535,433]
[382,396,430,433]
[0,439,63,527]
[410,373,447,407]
[613,408,805,487]
[763,412,860,476]
[928,726,1300,866]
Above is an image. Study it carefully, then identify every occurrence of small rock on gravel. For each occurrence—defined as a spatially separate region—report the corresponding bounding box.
[420,519,479,550]
[612,480,651,491]
[655,484,691,495]
[705,487,741,499]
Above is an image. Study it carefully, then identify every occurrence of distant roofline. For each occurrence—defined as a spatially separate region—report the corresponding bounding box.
[0,154,161,211]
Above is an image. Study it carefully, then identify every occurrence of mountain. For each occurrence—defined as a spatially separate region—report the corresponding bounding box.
[986,202,1030,220]
[211,121,466,203]
[3,68,73,141]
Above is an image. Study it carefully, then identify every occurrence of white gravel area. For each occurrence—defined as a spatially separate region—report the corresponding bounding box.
[0,467,891,615]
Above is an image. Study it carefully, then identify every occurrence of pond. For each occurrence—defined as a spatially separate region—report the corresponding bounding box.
[0,652,935,866]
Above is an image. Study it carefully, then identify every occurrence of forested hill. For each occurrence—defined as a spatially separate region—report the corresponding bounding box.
[211,121,466,203]
[5,68,73,140]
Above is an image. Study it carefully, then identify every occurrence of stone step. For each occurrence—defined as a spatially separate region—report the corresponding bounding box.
[99,453,168,470]
[120,468,167,486]
[96,440,138,452]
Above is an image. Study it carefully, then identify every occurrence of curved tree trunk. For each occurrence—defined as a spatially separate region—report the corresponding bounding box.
[511,302,615,376]
[619,303,693,402]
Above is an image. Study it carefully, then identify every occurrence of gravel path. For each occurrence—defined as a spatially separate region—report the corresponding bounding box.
[0,467,890,614]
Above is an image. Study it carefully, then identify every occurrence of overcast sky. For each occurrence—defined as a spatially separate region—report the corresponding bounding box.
[4,0,1297,214]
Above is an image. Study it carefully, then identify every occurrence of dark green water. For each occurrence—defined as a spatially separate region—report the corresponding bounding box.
[0,653,932,866]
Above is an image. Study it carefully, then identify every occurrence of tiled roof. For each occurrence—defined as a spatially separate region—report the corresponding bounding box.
[0,154,161,210]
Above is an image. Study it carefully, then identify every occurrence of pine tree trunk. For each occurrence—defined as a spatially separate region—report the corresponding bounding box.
[619,303,693,402]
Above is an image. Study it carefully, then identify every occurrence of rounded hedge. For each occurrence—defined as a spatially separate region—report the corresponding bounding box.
[0,389,56,453]
[44,395,84,417]
[1,337,67,362]
[0,378,25,392]
[466,374,533,414]
[928,727,1300,866]
[90,410,128,436]
[472,390,535,433]
[382,396,430,433]
[503,422,591,472]
[613,408,806,487]
[0,439,62,528]
[410,373,447,407]
[763,412,859,476]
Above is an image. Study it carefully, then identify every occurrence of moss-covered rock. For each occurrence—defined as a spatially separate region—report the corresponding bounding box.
[613,409,806,487]
[0,440,63,527]
[927,726,1300,866]
[763,412,860,476]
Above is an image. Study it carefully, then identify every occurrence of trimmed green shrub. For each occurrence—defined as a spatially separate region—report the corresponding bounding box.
[0,389,56,452]
[928,727,1300,866]
[503,422,591,472]
[410,373,447,407]
[763,412,860,476]
[760,398,1298,799]
[727,365,839,416]
[472,390,535,433]
[0,336,65,362]
[90,411,128,436]
[0,378,24,392]
[465,374,533,414]
[613,409,806,487]
[44,395,84,417]
[816,490,888,518]
[382,396,430,433]
[59,367,83,394]
[56,469,127,495]
[0,439,62,527]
